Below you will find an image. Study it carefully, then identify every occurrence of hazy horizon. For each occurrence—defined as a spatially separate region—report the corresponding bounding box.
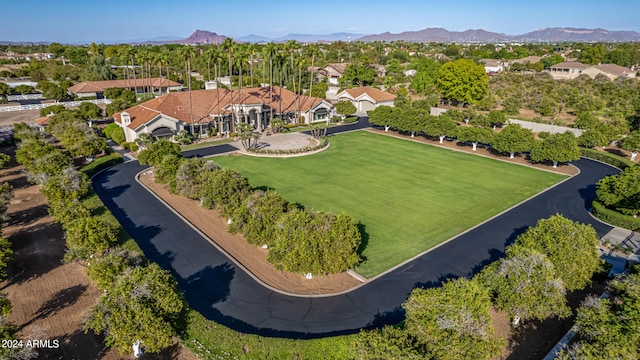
[2,0,639,44]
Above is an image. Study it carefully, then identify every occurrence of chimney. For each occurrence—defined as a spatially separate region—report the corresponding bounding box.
[121,111,131,126]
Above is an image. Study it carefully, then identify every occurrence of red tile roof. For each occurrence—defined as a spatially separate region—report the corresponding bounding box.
[339,87,396,102]
[115,86,327,130]
[68,78,181,94]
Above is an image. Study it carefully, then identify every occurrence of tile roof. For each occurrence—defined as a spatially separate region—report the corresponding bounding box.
[115,86,327,130]
[68,78,181,94]
[35,116,49,126]
[339,87,396,102]
[550,61,590,70]
[591,63,634,77]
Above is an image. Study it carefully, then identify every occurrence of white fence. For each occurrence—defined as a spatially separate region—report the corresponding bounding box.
[0,99,112,112]
[507,119,583,137]
[6,94,44,101]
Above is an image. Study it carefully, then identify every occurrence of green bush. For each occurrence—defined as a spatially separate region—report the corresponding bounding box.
[121,142,139,152]
[580,147,634,170]
[103,123,119,138]
[592,199,640,231]
[343,116,358,124]
[331,116,342,123]
[110,127,125,144]
[283,123,298,129]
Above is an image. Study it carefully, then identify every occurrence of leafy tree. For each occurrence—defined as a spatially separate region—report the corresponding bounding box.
[557,272,640,359]
[0,154,10,169]
[484,245,570,324]
[200,168,251,218]
[502,96,522,115]
[174,158,218,199]
[84,263,185,355]
[39,104,66,117]
[154,154,182,192]
[269,209,361,274]
[138,140,181,167]
[423,114,458,143]
[487,110,506,129]
[342,62,377,86]
[621,130,640,161]
[436,59,489,105]
[456,126,494,151]
[409,58,441,95]
[14,84,35,95]
[87,248,144,290]
[403,278,503,360]
[77,102,103,120]
[491,124,535,158]
[65,216,118,259]
[42,167,90,205]
[530,131,581,168]
[596,164,640,216]
[310,81,328,98]
[578,129,609,149]
[367,105,398,131]
[0,82,10,98]
[355,325,422,360]
[230,190,290,247]
[514,214,601,291]
[0,238,12,281]
[335,100,357,119]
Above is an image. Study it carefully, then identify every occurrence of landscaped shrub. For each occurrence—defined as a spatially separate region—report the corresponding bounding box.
[110,127,125,144]
[229,190,291,247]
[248,138,329,155]
[579,147,634,170]
[343,116,358,124]
[592,199,640,231]
[103,123,119,139]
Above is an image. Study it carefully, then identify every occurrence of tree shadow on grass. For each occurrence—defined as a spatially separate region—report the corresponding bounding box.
[356,222,369,262]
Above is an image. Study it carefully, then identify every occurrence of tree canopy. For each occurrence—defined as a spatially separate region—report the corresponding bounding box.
[491,124,535,158]
[596,164,640,217]
[403,278,503,360]
[530,131,580,168]
[436,59,489,105]
[514,214,601,291]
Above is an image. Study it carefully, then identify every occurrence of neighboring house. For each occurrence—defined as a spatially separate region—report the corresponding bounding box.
[481,59,507,73]
[113,86,334,143]
[581,64,637,80]
[34,115,50,131]
[335,87,396,113]
[317,63,348,85]
[511,56,543,65]
[548,61,591,80]
[67,78,182,98]
[372,64,386,78]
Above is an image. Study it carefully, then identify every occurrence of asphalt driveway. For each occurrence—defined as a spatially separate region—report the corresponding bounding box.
[93,119,619,337]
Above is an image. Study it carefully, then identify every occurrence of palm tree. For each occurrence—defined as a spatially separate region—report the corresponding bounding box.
[247,44,256,88]
[223,38,235,130]
[179,45,196,136]
[204,47,217,82]
[275,51,288,120]
[307,45,319,98]
[155,53,169,95]
[264,42,278,122]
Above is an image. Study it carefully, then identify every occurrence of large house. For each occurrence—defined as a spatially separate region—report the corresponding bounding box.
[548,62,592,80]
[548,62,637,80]
[68,78,182,98]
[581,64,637,80]
[335,87,396,113]
[113,86,334,143]
[316,63,348,85]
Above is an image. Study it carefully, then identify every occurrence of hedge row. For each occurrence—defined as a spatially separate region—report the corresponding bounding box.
[592,199,640,231]
[579,147,635,170]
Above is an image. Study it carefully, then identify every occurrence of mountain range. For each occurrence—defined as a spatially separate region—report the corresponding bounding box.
[150,27,640,45]
[3,27,640,45]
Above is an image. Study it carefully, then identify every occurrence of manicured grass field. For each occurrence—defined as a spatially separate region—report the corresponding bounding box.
[214,131,566,277]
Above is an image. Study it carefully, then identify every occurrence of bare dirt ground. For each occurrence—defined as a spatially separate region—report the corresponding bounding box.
[0,109,40,126]
[139,173,362,295]
[0,147,197,360]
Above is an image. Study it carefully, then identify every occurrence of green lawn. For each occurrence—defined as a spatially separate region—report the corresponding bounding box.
[214,131,566,277]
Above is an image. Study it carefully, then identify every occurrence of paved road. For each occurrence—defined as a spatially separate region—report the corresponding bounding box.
[93,118,619,337]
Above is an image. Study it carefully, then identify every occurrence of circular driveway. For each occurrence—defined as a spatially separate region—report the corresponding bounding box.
[94,120,619,337]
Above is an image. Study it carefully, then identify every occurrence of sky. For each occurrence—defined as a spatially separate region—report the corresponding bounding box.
[3,0,640,43]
